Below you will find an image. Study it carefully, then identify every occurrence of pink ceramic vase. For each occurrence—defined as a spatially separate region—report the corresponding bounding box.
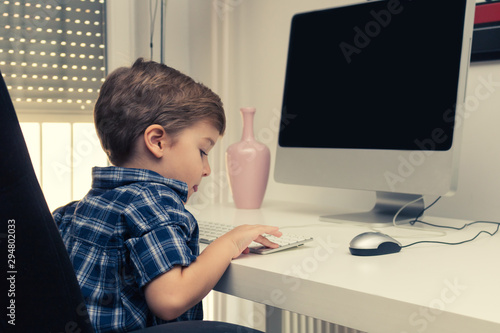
[226,107,270,209]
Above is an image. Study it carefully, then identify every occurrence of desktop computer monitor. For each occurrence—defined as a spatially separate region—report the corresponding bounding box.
[274,0,476,225]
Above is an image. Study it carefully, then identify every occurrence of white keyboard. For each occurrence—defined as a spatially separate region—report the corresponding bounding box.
[198,220,313,255]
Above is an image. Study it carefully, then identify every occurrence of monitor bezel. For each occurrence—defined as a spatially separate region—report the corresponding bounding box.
[274,0,476,208]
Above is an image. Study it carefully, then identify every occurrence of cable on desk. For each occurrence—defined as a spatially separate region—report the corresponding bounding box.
[392,195,500,248]
[402,221,500,248]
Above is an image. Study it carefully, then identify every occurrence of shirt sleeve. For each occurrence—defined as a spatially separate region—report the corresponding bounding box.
[123,185,198,288]
[126,223,197,288]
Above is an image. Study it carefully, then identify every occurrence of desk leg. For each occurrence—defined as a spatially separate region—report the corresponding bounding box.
[265,305,282,332]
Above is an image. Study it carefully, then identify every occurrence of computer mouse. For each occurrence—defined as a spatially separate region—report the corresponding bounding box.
[349,232,402,256]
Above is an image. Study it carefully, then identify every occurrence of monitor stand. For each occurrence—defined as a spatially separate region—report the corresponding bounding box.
[320,191,424,227]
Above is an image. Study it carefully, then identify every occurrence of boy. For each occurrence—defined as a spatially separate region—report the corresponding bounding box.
[53,58,281,332]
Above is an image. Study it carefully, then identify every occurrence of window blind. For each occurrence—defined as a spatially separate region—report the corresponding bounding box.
[0,0,106,113]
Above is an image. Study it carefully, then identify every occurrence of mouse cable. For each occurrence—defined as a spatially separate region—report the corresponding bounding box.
[394,196,500,247]
[391,196,447,236]
[392,196,441,227]
[401,221,500,248]
[409,196,442,225]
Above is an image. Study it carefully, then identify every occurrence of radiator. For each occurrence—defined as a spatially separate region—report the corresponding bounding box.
[281,311,364,333]
[203,291,366,333]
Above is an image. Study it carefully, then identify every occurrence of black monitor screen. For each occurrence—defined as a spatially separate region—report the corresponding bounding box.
[279,0,467,151]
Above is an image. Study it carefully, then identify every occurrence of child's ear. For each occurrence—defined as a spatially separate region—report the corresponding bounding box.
[143,124,169,158]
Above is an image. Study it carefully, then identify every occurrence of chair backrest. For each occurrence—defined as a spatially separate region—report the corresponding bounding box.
[0,71,95,333]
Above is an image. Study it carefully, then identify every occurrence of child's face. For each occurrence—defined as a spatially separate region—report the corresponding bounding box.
[159,121,220,201]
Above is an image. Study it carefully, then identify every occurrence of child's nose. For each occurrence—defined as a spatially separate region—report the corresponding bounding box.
[203,160,211,177]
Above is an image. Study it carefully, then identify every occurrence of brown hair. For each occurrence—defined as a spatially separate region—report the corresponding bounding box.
[94,58,225,166]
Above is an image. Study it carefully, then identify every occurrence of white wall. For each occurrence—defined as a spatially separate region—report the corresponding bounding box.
[107,0,191,73]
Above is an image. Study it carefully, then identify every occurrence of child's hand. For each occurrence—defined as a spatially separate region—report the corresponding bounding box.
[219,224,282,258]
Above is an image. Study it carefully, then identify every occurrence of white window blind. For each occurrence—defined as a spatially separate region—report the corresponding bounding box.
[0,0,106,113]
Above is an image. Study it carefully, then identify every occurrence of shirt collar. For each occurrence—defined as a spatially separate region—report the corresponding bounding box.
[91,166,189,202]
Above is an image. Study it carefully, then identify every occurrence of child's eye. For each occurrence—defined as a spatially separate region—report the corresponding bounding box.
[200,150,208,157]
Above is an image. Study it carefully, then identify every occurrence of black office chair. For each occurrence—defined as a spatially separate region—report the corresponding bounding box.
[0,71,263,333]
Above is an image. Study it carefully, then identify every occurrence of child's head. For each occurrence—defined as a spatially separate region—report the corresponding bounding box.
[94,58,225,166]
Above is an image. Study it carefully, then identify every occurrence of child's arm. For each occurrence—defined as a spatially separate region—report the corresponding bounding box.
[144,224,282,321]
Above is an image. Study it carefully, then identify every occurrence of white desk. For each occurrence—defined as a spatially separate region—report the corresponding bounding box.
[189,201,500,333]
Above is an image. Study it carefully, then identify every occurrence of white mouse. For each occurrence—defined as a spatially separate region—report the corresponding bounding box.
[349,232,402,256]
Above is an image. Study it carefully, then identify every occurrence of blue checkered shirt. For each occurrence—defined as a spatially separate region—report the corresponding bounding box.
[53,166,202,333]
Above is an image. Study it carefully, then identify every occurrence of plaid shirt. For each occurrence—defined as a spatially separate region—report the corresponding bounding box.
[53,166,202,333]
